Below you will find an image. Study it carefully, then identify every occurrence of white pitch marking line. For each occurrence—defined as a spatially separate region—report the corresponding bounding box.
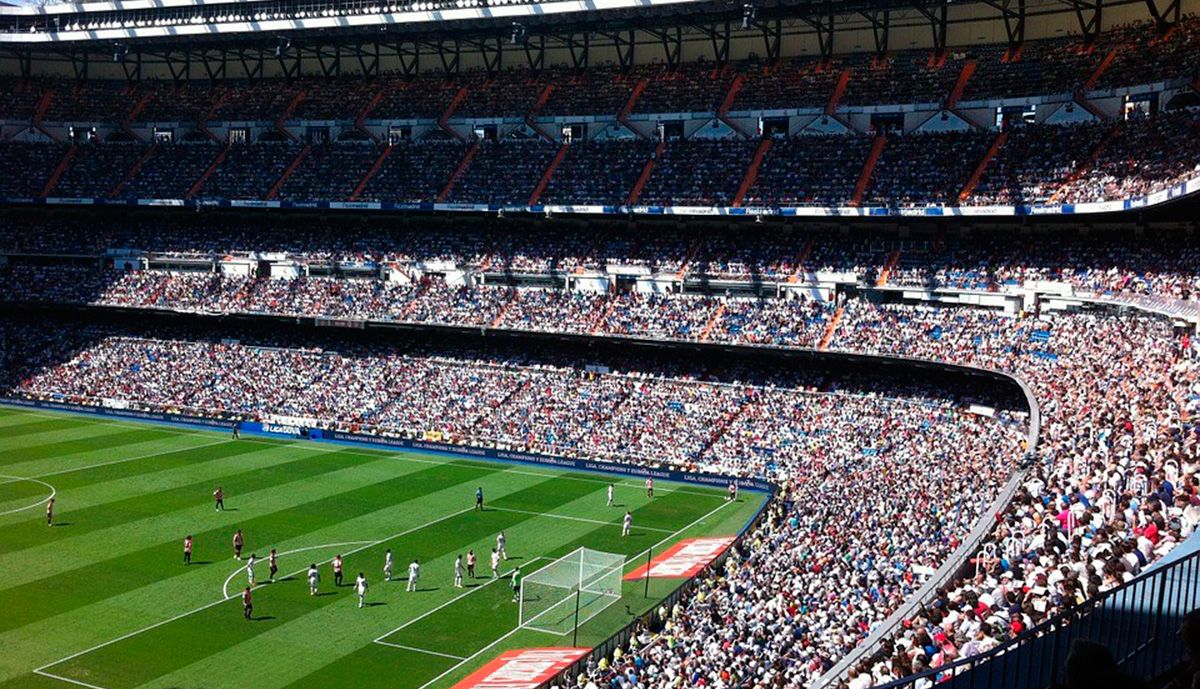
[373,642,468,661]
[4,403,722,497]
[221,541,376,600]
[490,506,674,533]
[0,474,56,516]
[373,557,549,645]
[27,437,236,480]
[34,506,478,681]
[412,499,736,689]
[33,669,111,689]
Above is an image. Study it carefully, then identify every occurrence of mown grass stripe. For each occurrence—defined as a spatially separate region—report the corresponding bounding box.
[0,459,500,636]
[66,479,603,689]
[0,429,184,467]
[0,446,376,555]
[0,418,113,440]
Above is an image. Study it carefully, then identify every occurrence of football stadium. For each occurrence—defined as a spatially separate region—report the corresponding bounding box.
[0,0,1198,687]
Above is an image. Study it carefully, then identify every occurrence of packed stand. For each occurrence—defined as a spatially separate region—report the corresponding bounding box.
[196,142,298,200]
[969,121,1109,205]
[865,130,993,207]
[540,67,637,117]
[0,142,65,197]
[540,140,655,206]
[118,143,220,199]
[448,138,558,205]
[631,64,732,115]
[638,139,756,207]
[357,139,464,203]
[275,142,377,202]
[730,59,843,111]
[1058,110,1200,203]
[743,134,871,207]
[53,143,146,199]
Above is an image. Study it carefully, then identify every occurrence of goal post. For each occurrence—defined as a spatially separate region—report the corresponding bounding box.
[519,547,625,635]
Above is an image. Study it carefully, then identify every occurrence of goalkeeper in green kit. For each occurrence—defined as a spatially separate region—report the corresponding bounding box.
[510,566,521,602]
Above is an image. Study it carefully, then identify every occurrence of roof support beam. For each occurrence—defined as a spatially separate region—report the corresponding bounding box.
[1060,0,1104,44]
[860,9,890,59]
[1145,0,1180,33]
[982,0,1026,49]
[799,15,832,61]
[915,3,948,57]
[522,34,545,72]
[437,38,460,76]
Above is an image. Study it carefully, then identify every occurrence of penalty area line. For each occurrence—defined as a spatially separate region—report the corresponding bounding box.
[33,506,478,684]
[373,557,549,645]
[412,499,735,689]
[33,669,111,689]
[490,507,675,533]
[374,642,468,661]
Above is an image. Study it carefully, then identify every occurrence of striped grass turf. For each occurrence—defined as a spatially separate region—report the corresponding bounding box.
[0,407,765,689]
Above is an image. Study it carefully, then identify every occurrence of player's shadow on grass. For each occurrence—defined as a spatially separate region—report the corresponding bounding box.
[51,522,72,527]
[316,591,337,597]
[252,615,276,621]
[189,561,213,566]
[417,587,439,592]
[366,602,387,607]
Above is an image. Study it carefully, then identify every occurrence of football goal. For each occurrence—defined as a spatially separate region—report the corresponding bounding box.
[518,547,625,635]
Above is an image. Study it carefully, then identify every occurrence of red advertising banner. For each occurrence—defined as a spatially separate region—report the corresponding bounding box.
[623,537,735,580]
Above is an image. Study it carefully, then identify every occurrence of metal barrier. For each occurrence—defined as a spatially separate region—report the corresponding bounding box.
[871,548,1200,689]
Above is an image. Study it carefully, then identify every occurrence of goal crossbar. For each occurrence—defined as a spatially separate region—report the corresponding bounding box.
[518,547,624,635]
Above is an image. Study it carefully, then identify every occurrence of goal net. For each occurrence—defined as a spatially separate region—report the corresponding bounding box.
[519,547,625,635]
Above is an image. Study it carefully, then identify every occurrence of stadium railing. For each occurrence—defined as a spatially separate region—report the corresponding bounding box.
[866,546,1200,689]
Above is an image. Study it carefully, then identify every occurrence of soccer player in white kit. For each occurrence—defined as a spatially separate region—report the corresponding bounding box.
[454,555,464,588]
[307,564,320,596]
[607,484,614,506]
[407,559,420,592]
[355,573,369,608]
[496,531,507,560]
[646,478,654,498]
[384,549,394,581]
[490,548,500,578]
[246,554,257,586]
[622,511,632,537]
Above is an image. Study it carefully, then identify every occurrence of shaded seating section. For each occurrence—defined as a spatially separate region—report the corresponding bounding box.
[539,139,656,206]
[865,130,993,206]
[119,143,220,199]
[448,139,558,205]
[743,133,872,206]
[638,139,756,207]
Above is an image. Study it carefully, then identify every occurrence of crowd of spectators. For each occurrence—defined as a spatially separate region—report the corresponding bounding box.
[743,134,871,207]
[6,284,1195,689]
[1058,111,1200,203]
[196,142,298,200]
[275,142,378,202]
[1,17,1197,127]
[357,139,461,203]
[866,130,994,207]
[968,121,1109,206]
[540,140,656,206]
[448,138,559,205]
[0,109,1196,208]
[1,216,1199,689]
[53,142,145,199]
[118,143,222,199]
[638,139,757,207]
[6,216,1200,302]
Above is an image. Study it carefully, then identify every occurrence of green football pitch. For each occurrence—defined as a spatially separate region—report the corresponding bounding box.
[0,405,765,689]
